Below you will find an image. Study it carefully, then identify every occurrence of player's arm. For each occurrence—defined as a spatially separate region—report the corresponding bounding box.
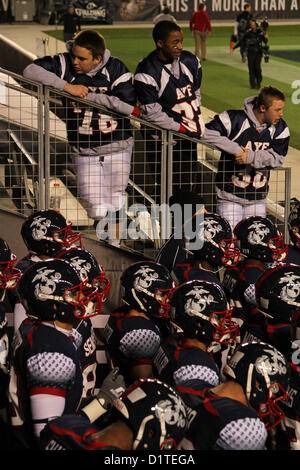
[23,62,88,98]
[201,111,244,155]
[134,72,184,132]
[27,350,76,438]
[246,125,290,168]
[87,61,140,117]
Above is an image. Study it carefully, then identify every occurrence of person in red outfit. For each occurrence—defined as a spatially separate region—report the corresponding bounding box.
[190,3,211,61]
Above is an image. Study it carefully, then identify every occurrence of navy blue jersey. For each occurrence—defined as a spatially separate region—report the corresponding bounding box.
[155,234,222,285]
[8,319,83,448]
[30,50,137,150]
[40,414,120,450]
[134,50,204,138]
[102,307,162,385]
[179,387,267,450]
[222,263,268,344]
[205,100,289,201]
[153,337,220,390]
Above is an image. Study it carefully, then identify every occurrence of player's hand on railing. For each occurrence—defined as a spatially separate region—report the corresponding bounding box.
[235,146,248,165]
[64,83,89,99]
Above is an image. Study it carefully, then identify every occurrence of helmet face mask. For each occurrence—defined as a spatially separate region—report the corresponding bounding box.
[258,381,288,431]
[267,235,288,262]
[209,308,239,344]
[64,280,100,319]
[219,238,240,267]
[52,224,82,250]
[0,255,21,290]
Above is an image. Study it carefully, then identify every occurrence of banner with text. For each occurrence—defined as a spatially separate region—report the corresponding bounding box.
[112,0,299,21]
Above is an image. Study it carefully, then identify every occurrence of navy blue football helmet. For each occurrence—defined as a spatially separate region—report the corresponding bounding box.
[169,279,239,345]
[18,258,99,322]
[113,378,188,449]
[234,216,287,263]
[120,261,174,318]
[56,248,110,316]
[21,210,82,257]
[224,342,290,430]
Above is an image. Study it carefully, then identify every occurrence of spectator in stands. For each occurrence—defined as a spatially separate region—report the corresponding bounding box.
[153,6,177,25]
[202,86,290,229]
[189,3,211,61]
[62,3,81,43]
[134,20,204,196]
[23,30,140,247]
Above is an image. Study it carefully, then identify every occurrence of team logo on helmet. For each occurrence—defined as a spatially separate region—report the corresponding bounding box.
[66,255,91,281]
[184,285,217,316]
[255,346,288,377]
[204,217,223,241]
[32,266,62,300]
[134,266,159,291]
[156,393,187,429]
[247,221,270,245]
[278,272,300,304]
[30,216,51,241]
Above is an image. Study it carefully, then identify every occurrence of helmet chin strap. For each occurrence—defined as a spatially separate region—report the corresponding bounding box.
[131,287,147,312]
[132,415,154,449]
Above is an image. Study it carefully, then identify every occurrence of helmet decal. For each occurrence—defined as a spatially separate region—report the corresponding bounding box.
[204,217,223,241]
[184,285,218,316]
[30,216,52,241]
[134,266,159,291]
[255,347,288,378]
[155,393,187,430]
[247,221,270,245]
[278,272,300,305]
[32,266,62,300]
[65,256,92,281]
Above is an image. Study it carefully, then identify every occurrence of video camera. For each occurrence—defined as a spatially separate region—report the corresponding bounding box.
[259,17,270,63]
[260,16,269,33]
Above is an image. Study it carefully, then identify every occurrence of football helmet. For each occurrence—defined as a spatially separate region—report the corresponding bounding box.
[56,248,110,316]
[234,216,287,263]
[255,264,300,323]
[120,261,174,318]
[18,258,99,322]
[224,342,290,430]
[169,280,239,345]
[190,213,240,269]
[21,210,82,257]
[288,205,300,249]
[113,378,188,450]
[0,237,21,293]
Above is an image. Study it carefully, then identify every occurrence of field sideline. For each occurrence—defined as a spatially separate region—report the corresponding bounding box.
[46,24,300,150]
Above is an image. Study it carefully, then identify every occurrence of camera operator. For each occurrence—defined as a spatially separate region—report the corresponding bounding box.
[240,18,269,89]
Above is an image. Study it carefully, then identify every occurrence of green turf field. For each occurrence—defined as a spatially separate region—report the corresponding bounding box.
[45,25,300,149]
